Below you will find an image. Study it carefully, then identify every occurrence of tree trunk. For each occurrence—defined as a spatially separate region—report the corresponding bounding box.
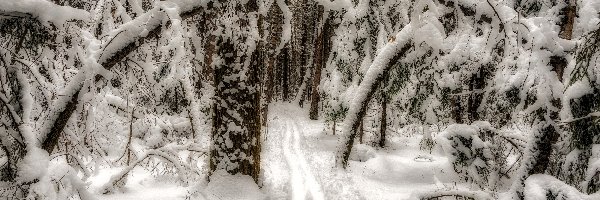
[209,1,262,183]
[262,59,276,127]
[358,120,364,144]
[261,2,284,126]
[379,96,387,148]
[281,47,290,101]
[333,120,337,135]
[309,6,327,120]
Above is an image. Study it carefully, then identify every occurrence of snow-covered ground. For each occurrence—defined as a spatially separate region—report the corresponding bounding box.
[87,103,462,199]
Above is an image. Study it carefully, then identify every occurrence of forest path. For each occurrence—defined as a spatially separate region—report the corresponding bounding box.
[281,112,325,200]
[262,103,361,199]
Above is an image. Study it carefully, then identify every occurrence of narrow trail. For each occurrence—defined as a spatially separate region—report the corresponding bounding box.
[262,104,361,199]
[281,113,325,200]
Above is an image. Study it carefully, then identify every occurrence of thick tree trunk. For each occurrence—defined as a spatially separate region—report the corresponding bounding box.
[209,1,262,183]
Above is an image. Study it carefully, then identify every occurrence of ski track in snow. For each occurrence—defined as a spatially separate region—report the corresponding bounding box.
[282,113,325,200]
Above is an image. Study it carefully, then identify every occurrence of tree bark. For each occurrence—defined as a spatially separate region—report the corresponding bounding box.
[333,120,337,135]
[358,120,364,144]
[261,2,284,126]
[209,1,262,183]
[309,6,327,120]
[281,47,290,101]
[379,96,387,148]
[559,0,576,40]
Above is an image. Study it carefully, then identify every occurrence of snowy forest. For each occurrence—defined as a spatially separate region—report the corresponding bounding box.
[0,0,599,199]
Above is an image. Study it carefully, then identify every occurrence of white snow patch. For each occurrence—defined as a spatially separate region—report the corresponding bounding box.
[203,170,266,200]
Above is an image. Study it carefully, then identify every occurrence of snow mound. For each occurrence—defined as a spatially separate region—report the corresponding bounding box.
[17,147,49,183]
[440,124,479,138]
[203,171,266,200]
[349,144,376,162]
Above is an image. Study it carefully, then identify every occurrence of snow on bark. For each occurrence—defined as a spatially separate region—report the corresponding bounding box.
[274,0,292,54]
[96,8,164,67]
[561,79,593,120]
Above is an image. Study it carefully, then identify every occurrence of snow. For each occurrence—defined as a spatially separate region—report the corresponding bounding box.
[17,147,49,183]
[441,123,479,138]
[561,79,593,120]
[89,167,189,200]
[564,80,592,102]
[349,144,376,162]
[97,8,164,66]
[83,103,470,200]
[203,170,266,200]
[3,0,599,199]
[261,103,464,200]
[577,0,600,36]
[523,174,600,200]
[314,0,353,11]
[0,0,89,27]
[275,0,292,54]
[339,22,415,160]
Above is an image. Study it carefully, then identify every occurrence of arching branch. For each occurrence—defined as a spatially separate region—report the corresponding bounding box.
[338,23,415,168]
